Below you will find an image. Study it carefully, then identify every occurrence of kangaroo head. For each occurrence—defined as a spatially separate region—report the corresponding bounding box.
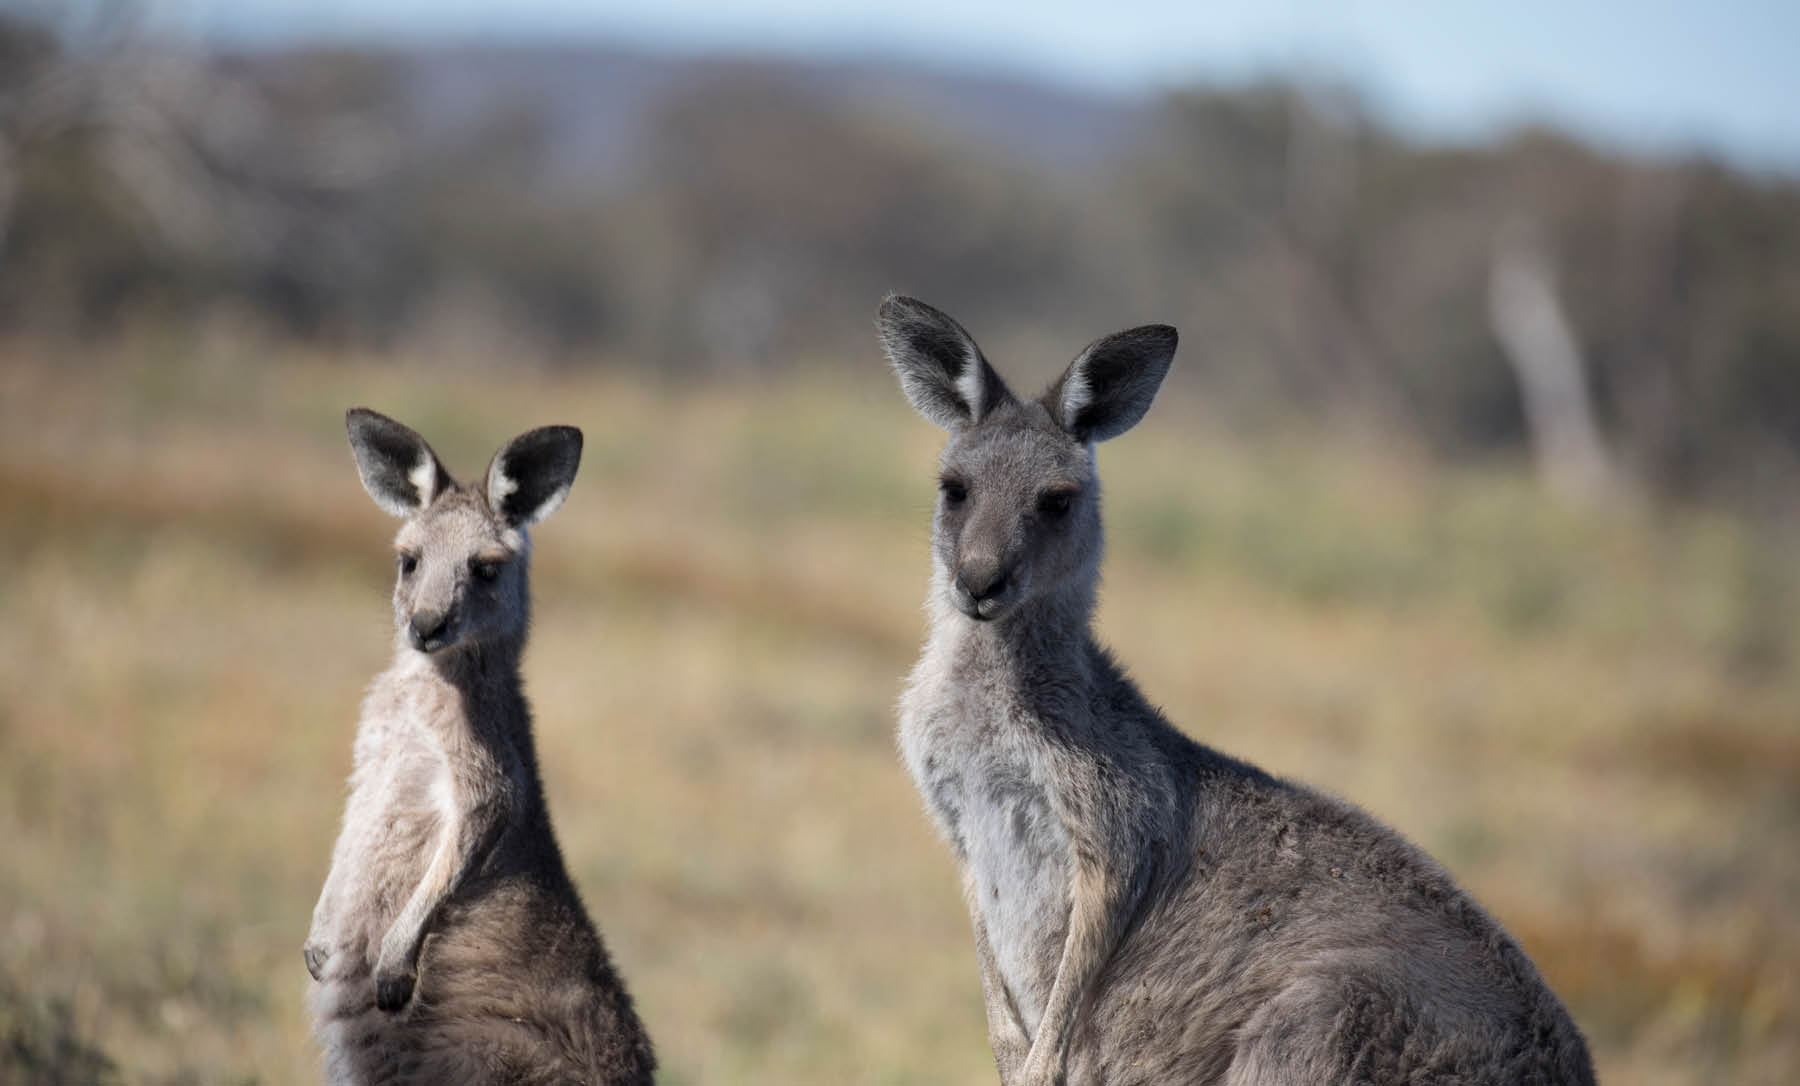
[878,295,1176,623]
[345,408,582,655]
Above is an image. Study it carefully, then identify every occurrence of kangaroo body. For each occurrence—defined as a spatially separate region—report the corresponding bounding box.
[307,410,654,1085]
[882,296,1594,1086]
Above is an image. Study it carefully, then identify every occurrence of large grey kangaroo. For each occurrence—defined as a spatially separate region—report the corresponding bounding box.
[306,409,655,1085]
[880,296,1595,1086]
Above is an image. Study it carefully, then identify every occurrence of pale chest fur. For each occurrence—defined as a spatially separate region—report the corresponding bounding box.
[899,628,1073,1036]
[330,665,464,950]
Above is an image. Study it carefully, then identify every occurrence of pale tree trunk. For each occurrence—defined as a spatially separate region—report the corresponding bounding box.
[1488,218,1615,503]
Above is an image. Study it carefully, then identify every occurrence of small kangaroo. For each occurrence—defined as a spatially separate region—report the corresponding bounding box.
[306,409,655,1085]
[880,296,1595,1086]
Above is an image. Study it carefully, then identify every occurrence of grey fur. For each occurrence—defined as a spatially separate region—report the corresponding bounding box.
[307,408,654,1085]
[879,297,1595,1086]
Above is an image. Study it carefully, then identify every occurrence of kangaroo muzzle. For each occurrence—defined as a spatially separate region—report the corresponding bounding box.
[408,608,456,653]
[953,555,1023,620]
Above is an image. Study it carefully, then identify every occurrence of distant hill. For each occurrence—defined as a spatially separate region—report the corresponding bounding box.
[375,42,1153,186]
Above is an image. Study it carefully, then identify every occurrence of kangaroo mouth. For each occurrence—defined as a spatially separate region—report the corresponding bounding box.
[409,628,459,654]
[951,590,1015,622]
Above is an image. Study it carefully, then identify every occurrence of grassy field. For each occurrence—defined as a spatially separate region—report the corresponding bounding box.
[1,341,1796,1084]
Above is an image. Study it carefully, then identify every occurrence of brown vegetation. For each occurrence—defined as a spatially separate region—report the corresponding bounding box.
[0,346,1795,1083]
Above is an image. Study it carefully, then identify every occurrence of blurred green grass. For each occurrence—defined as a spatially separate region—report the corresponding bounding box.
[1,343,1796,1084]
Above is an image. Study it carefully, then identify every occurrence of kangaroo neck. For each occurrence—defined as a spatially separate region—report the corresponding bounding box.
[928,575,1100,698]
[391,636,528,745]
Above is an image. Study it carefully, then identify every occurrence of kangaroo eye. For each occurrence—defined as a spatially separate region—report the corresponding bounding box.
[1038,491,1074,518]
[472,560,501,582]
[397,554,418,576]
[940,479,967,505]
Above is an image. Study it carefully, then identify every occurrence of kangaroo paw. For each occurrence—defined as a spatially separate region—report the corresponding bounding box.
[374,967,416,1012]
[302,941,330,982]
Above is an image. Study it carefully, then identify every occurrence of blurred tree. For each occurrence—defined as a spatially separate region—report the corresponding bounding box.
[0,12,1796,505]
[1488,216,1615,502]
[0,11,407,340]
[617,65,1092,369]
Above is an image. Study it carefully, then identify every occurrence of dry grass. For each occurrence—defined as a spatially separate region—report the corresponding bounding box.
[0,342,1795,1083]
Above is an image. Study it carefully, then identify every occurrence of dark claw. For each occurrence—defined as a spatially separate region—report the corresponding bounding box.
[375,970,415,1012]
[303,943,328,981]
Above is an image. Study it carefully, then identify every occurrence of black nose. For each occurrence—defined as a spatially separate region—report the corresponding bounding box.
[409,611,449,650]
[957,562,1009,602]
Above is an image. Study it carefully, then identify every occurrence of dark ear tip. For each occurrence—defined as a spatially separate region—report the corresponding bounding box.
[497,425,583,478]
[345,406,395,437]
[1141,325,1179,352]
[543,425,582,453]
[877,294,942,326]
[554,425,583,461]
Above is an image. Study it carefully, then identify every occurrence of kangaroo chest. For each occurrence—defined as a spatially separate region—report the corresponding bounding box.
[900,672,1073,1035]
[347,717,452,897]
[338,672,490,926]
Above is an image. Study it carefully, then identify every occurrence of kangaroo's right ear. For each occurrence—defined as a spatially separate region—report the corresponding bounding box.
[346,408,450,518]
[877,295,1014,430]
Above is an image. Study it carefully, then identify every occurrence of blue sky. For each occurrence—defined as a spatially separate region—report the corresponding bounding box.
[137,0,1800,173]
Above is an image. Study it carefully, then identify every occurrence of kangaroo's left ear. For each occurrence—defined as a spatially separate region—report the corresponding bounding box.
[1046,324,1178,443]
[485,425,583,527]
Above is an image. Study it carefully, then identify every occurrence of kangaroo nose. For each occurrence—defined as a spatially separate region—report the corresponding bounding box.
[409,611,449,650]
[957,561,1009,602]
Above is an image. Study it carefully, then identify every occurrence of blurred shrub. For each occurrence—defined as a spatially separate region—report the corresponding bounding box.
[0,981,116,1086]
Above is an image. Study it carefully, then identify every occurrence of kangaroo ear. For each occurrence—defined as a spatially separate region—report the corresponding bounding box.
[346,408,450,518]
[877,294,1014,430]
[1047,325,1178,443]
[486,425,582,528]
